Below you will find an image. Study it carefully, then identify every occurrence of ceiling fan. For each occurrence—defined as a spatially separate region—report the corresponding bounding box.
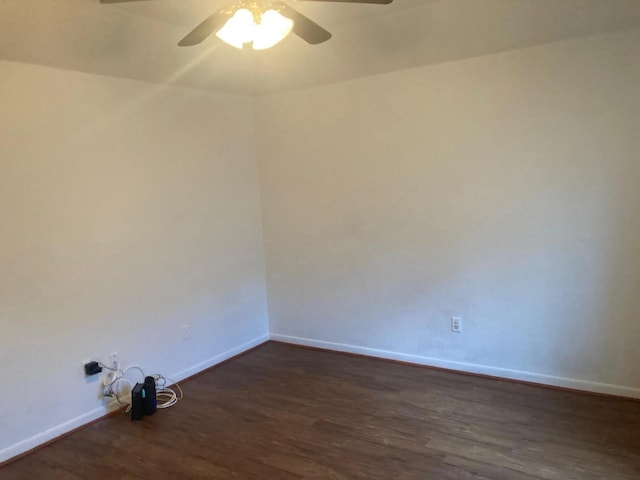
[100,0,393,50]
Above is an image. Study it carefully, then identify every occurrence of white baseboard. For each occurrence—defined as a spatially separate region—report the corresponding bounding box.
[0,333,270,465]
[4,331,636,465]
[0,407,112,466]
[170,334,269,382]
[270,333,640,400]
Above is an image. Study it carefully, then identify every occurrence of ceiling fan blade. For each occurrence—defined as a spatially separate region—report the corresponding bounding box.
[178,10,231,47]
[275,2,332,45]
[298,0,393,4]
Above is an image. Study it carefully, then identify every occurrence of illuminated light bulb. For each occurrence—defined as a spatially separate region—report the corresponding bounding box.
[215,8,255,49]
[215,6,294,50]
[252,9,294,50]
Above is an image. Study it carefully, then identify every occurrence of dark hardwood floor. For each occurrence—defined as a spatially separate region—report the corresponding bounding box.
[3,341,639,479]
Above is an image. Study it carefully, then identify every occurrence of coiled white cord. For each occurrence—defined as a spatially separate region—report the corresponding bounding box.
[99,363,183,410]
[153,374,184,409]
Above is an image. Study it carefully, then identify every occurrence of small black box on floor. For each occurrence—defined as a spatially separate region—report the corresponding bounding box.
[130,383,144,421]
[143,376,157,416]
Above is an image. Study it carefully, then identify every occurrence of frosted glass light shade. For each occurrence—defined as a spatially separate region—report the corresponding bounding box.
[216,8,255,49]
[252,10,294,50]
[216,8,293,50]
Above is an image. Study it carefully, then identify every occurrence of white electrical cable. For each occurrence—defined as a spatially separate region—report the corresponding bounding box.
[123,366,146,380]
[99,362,183,410]
[98,363,141,406]
[153,374,184,409]
[113,378,134,409]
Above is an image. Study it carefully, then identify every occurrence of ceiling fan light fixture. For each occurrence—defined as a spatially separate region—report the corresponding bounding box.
[215,6,293,50]
[215,8,255,49]
[252,9,294,50]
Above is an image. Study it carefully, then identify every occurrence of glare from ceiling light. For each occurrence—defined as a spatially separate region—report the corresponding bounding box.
[216,8,255,49]
[252,10,294,50]
[216,7,293,50]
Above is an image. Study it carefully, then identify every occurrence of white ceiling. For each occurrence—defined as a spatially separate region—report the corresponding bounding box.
[1,0,640,95]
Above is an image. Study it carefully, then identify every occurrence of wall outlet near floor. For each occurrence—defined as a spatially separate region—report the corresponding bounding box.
[109,352,118,370]
[451,316,462,333]
[182,324,190,340]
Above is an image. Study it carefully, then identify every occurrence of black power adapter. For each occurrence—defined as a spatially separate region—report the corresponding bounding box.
[130,384,144,421]
[84,361,103,376]
[143,376,157,416]
[130,377,157,421]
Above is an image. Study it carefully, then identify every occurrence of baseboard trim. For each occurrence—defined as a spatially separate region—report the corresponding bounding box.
[0,333,270,466]
[270,333,640,401]
[170,334,270,383]
[0,406,122,467]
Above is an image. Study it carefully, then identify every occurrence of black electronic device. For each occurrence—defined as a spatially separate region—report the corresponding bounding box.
[84,361,102,376]
[130,383,144,421]
[143,376,157,416]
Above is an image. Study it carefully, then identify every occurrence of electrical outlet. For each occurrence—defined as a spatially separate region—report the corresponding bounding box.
[102,375,114,397]
[451,316,462,333]
[182,324,190,341]
[109,352,118,370]
[102,353,119,398]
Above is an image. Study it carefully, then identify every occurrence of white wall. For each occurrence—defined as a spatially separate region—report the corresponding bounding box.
[2,27,640,464]
[256,29,640,397]
[0,61,268,461]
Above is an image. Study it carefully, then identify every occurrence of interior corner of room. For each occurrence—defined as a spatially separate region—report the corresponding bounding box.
[1,0,640,469]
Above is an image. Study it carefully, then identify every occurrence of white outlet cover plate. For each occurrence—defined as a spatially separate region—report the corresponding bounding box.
[451,316,462,333]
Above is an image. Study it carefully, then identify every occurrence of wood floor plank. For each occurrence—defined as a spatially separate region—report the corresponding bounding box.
[2,341,639,479]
